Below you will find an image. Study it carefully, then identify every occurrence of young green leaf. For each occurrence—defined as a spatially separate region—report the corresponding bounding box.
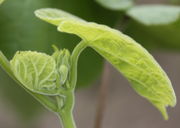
[35,8,84,26]
[35,8,176,119]
[0,51,58,112]
[127,5,180,25]
[10,51,59,95]
[95,0,134,11]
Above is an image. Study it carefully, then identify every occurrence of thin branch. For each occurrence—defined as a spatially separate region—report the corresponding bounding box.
[94,61,110,128]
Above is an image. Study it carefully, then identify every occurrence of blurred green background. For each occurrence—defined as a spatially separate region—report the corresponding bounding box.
[0,0,180,127]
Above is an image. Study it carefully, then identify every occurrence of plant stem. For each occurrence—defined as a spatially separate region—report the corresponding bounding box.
[56,41,88,128]
[69,41,87,90]
[58,91,76,128]
[58,111,76,128]
[94,61,110,128]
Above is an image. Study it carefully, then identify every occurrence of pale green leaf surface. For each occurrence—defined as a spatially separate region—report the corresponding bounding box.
[35,8,84,26]
[127,5,180,25]
[0,51,57,112]
[10,51,59,95]
[96,0,134,11]
[35,8,176,119]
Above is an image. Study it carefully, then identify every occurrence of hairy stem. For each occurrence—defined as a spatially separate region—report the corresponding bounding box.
[58,91,76,128]
[94,62,110,128]
[57,41,87,128]
[58,110,76,128]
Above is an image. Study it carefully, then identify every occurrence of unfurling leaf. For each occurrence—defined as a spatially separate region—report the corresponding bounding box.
[35,8,177,119]
[52,48,71,86]
[59,65,69,85]
[10,51,59,95]
[127,5,180,25]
